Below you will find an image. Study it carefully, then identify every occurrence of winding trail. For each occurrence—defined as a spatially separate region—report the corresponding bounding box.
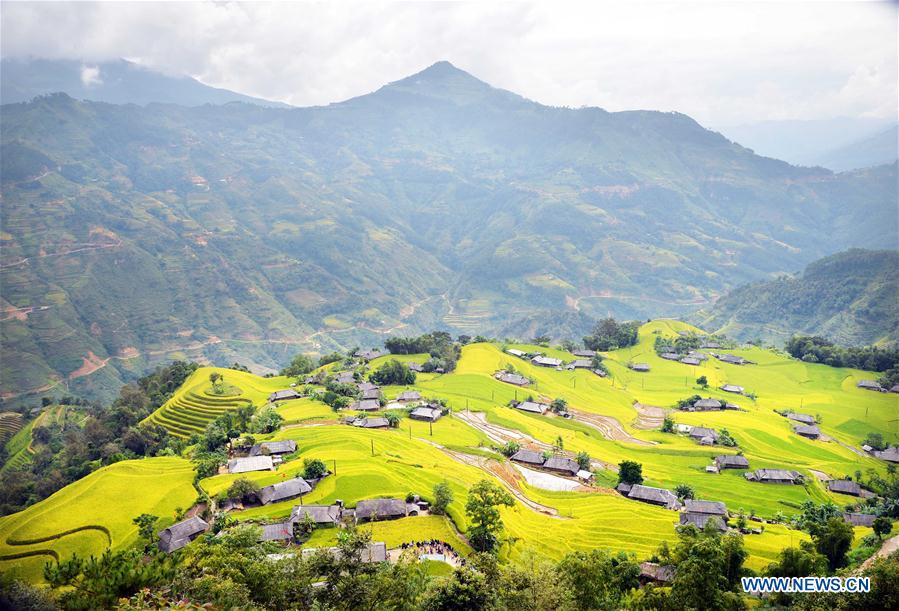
[567,407,655,445]
[861,534,899,570]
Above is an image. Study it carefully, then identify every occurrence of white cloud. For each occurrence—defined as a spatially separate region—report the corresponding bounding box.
[1,1,896,125]
[80,64,102,87]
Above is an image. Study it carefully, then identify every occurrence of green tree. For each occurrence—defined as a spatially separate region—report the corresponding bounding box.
[302,458,327,480]
[549,397,568,414]
[280,353,316,378]
[576,451,591,471]
[369,359,416,386]
[661,416,675,433]
[618,460,644,485]
[250,406,283,433]
[132,513,158,550]
[697,375,708,388]
[811,516,854,571]
[432,481,453,515]
[465,480,515,553]
[227,477,259,503]
[557,549,640,609]
[500,441,520,457]
[872,516,892,539]
[674,483,695,500]
[553,435,564,454]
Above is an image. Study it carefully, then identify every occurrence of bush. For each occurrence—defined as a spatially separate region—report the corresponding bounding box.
[618,460,643,485]
[302,458,327,480]
[369,360,416,386]
[500,441,520,457]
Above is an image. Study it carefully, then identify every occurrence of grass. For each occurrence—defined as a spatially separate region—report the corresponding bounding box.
[0,457,196,583]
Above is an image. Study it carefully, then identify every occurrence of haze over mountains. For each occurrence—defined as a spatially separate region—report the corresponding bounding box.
[1,60,896,401]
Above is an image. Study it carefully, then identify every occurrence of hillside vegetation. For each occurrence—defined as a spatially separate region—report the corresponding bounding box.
[1,62,896,402]
[691,249,899,346]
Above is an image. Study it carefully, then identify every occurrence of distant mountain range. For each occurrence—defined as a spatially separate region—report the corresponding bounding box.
[1,60,896,402]
[0,58,289,108]
[691,249,899,347]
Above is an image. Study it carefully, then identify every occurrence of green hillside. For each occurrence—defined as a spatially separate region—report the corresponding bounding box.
[1,62,896,402]
[691,249,899,346]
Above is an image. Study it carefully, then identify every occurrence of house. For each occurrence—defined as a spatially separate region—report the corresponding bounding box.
[639,562,675,585]
[410,406,442,422]
[720,384,744,394]
[353,417,390,429]
[689,398,722,411]
[684,499,727,516]
[513,401,547,415]
[828,480,862,496]
[592,368,608,378]
[857,380,883,391]
[706,465,720,474]
[396,390,422,402]
[744,469,803,484]
[616,482,633,495]
[660,352,681,361]
[785,412,816,425]
[679,513,727,531]
[701,341,721,349]
[573,349,596,358]
[531,356,562,368]
[290,504,342,526]
[158,516,209,553]
[715,455,750,470]
[355,498,417,522]
[577,470,594,482]
[495,372,530,386]
[228,455,274,474]
[543,457,580,476]
[794,425,821,440]
[680,357,701,366]
[689,427,718,444]
[259,521,294,542]
[358,381,378,392]
[843,513,876,527]
[717,354,745,365]
[510,448,546,467]
[249,440,297,457]
[302,542,388,563]
[873,446,899,463]
[567,359,592,370]
[406,362,424,372]
[629,363,650,372]
[269,389,301,403]
[354,349,386,361]
[506,349,526,358]
[625,484,682,510]
[360,388,381,400]
[350,399,381,412]
[334,372,356,384]
[890,385,899,394]
[258,478,312,505]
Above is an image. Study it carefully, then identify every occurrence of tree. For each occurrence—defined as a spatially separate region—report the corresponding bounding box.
[661,416,675,433]
[872,516,892,539]
[500,441,520,457]
[674,483,695,500]
[697,375,708,388]
[811,516,854,571]
[557,549,640,609]
[576,451,591,471]
[583,318,640,352]
[553,435,564,454]
[369,359,416,386]
[209,371,222,388]
[864,432,887,451]
[465,480,514,552]
[250,406,283,433]
[618,460,644,485]
[227,477,259,503]
[432,481,453,515]
[280,354,316,378]
[132,513,158,550]
[549,398,568,414]
[532,335,550,346]
[302,458,327,480]
[385,412,400,428]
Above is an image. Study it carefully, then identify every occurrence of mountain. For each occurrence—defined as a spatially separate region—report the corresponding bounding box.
[1,62,896,402]
[0,57,289,107]
[714,117,895,169]
[690,249,899,347]
[811,124,899,172]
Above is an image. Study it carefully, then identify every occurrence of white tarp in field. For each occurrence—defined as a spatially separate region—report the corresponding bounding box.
[513,464,581,491]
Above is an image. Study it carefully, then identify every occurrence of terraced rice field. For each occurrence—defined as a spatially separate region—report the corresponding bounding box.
[0,457,196,582]
[0,412,24,445]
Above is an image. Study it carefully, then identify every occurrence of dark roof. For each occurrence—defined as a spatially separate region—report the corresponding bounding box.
[573,350,596,357]
[689,427,718,440]
[627,485,681,509]
[693,398,722,410]
[718,354,745,364]
[258,477,312,505]
[684,499,727,515]
[857,380,882,390]
[409,406,441,421]
[715,455,749,469]
[660,352,681,361]
[843,512,876,527]
[355,498,408,521]
[785,412,816,425]
[290,504,341,525]
[680,357,701,366]
[334,372,356,384]
[510,448,545,465]
[396,390,421,401]
[616,482,633,494]
[569,359,592,369]
[746,469,802,483]
[259,521,294,541]
[249,440,297,456]
[514,401,546,414]
[228,455,274,474]
[531,356,562,367]
[361,388,381,400]
[158,516,209,552]
[828,480,862,496]
[496,372,529,386]
[640,562,675,583]
[630,363,650,372]
[406,362,424,372]
[680,513,727,531]
[794,425,821,438]
[890,385,899,393]
[354,417,389,428]
[358,381,378,391]
[351,399,381,411]
[875,446,899,463]
[269,389,301,402]
[543,457,579,475]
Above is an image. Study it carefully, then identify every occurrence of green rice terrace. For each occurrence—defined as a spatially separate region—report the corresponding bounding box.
[1,320,896,585]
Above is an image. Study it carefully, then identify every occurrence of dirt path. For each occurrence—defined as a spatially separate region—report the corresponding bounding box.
[567,407,655,446]
[632,402,669,430]
[809,469,831,482]
[861,534,899,569]
[833,438,869,458]
[456,410,548,448]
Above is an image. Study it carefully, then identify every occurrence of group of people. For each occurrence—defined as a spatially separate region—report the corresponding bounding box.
[399,539,465,566]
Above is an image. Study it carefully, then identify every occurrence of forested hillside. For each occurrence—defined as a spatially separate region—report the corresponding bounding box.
[691,249,899,346]
[1,62,896,401]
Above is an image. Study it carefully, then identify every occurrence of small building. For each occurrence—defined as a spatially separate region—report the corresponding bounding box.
[680,357,701,366]
[353,417,390,429]
[744,469,803,484]
[531,356,563,368]
[259,521,294,542]
[715,455,749,470]
[874,446,899,463]
[513,401,547,415]
[249,440,297,457]
[785,412,816,425]
[354,349,386,361]
[543,457,580,476]
[717,354,745,365]
[626,484,681,510]
[577,469,594,482]
[506,349,526,358]
[158,516,209,553]
[302,542,388,563]
[510,448,546,467]
[350,399,381,412]
[701,341,721,349]
[409,406,442,422]
[616,482,633,495]
[660,352,681,361]
[689,427,718,444]
[857,380,883,391]
[705,465,719,474]
[269,389,301,403]
[334,372,356,384]
[258,477,312,505]
[629,363,650,372]
[828,480,862,497]
[567,359,592,370]
[358,381,378,392]
[684,499,727,516]
[290,504,342,526]
[592,368,608,378]
[689,398,723,411]
[890,385,899,394]
[396,390,422,402]
[573,349,596,358]
[406,362,424,373]
[361,388,381,400]
[679,513,727,531]
[355,498,416,522]
[843,512,876,527]
[639,562,675,585]
[495,372,530,386]
[228,455,274,474]
[794,425,821,440]
[720,384,744,394]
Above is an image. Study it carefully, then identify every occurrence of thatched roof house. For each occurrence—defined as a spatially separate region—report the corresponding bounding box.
[793,425,821,439]
[744,469,803,484]
[510,448,546,466]
[828,480,862,496]
[785,412,816,425]
[514,401,547,415]
[290,504,342,526]
[495,372,530,386]
[269,389,301,403]
[715,455,749,469]
[158,516,209,553]
[396,390,422,402]
[258,477,312,505]
[249,440,297,456]
[228,455,274,474]
[531,356,562,368]
[543,457,579,476]
[626,484,681,510]
[355,498,416,522]
[410,406,442,422]
[259,522,294,542]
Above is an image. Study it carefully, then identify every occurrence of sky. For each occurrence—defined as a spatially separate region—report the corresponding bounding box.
[1,1,897,127]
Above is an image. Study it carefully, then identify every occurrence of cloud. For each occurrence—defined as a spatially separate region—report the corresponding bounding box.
[1,1,895,126]
[80,65,102,87]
